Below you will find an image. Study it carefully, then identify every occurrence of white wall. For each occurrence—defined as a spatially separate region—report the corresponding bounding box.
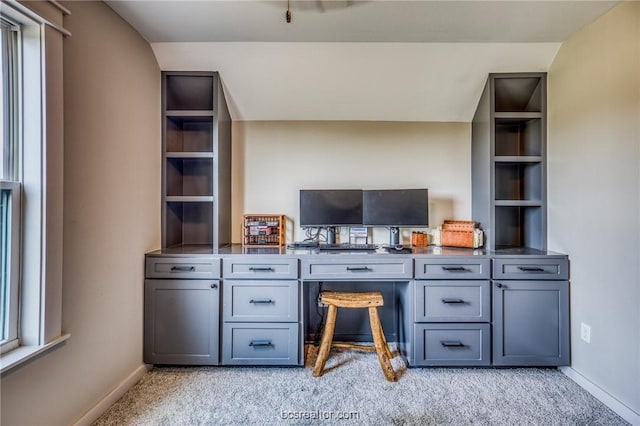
[548,1,640,416]
[0,2,160,425]
[231,121,471,244]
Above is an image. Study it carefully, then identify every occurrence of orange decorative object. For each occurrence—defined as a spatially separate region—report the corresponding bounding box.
[411,231,428,247]
[438,220,484,248]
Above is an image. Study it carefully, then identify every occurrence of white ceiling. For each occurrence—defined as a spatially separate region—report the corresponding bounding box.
[105,0,619,121]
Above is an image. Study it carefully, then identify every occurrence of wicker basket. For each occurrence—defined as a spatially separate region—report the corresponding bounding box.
[437,220,484,248]
[242,214,286,247]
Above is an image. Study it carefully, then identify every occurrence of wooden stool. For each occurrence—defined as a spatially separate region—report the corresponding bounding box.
[312,291,397,382]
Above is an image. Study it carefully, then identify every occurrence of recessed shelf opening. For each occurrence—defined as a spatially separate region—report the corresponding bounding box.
[166,116,213,152]
[494,162,542,201]
[166,158,214,197]
[494,206,543,250]
[166,202,214,247]
[495,118,542,157]
[166,75,214,110]
[494,77,543,112]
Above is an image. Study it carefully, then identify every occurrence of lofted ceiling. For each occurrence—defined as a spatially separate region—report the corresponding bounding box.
[105,0,619,121]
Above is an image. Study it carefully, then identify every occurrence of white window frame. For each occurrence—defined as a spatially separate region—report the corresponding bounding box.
[0,1,69,373]
[1,12,23,354]
[0,181,21,353]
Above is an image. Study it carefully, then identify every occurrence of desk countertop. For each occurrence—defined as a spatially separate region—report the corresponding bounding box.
[146,244,566,258]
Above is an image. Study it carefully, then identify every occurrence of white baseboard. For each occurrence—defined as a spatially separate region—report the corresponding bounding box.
[73,364,151,426]
[561,366,640,426]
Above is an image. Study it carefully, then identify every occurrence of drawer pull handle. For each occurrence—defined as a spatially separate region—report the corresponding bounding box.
[249,267,275,272]
[441,341,465,348]
[346,266,372,272]
[170,266,195,272]
[250,299,274,304]
[442,266,467,272]
[210,283,218,289]
[442,298,465,304]
[249,340,273,347]
[518,266,545,272]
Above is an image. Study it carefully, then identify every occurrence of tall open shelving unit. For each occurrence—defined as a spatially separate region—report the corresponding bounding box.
[162,72,232,248]
[472,73,547,250]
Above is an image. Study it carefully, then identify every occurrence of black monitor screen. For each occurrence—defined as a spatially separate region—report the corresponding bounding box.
[363,189,429,227]
[299,189,363,227]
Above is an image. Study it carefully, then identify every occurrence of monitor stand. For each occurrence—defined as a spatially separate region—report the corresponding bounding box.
[389,227,400,246]
[326,227,337,244]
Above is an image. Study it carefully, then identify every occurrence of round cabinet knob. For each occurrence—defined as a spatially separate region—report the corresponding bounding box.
[211,283,218,289]
[495,283,503,288]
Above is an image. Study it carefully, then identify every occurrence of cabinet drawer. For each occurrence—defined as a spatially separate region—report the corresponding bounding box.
[223,258,298,279]
[223,280,298,322]
[145,256,220,279]
[493,258,568,280]
[414,258,490,279]
[412,323,490,366]
[301,258,412,280]
[414,281,490,322]
[222,323,300,365]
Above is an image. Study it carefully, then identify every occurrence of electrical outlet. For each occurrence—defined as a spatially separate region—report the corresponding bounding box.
[580,323,591,344]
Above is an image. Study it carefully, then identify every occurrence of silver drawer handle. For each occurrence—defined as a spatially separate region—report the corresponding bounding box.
[170,266,195,272]
[442,266,467,272]
[441,298,465,304]
[250,299,274,304]
[518,266,545,272]
[441,341,465,347]
[346,266,372,272]
[249,267,275,272]
[249,340,273,347]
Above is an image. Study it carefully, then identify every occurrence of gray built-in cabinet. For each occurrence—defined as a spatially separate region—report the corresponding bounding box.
[162,72,232,248]
[144,256,221,365]
[144,71,569,368]
[412,257,491,366]
[471,72,569,366]
[221,257,302,366]
[472,73,547,250]
[492,256,570,366]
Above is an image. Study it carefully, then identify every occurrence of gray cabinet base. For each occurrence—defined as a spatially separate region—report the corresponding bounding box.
[493,280,570,366]
[144,279,220,365]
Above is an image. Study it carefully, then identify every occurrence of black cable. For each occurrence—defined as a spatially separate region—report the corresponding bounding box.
[313,282,325,346]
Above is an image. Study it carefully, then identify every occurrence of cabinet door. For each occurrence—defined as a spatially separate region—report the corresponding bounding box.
[492,280,569,366]
[144,279,220,365]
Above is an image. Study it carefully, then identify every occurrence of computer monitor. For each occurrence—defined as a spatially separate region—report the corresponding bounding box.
[363,189,429,244]
[299,189,363,227]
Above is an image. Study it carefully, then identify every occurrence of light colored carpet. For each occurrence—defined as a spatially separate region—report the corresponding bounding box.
[94,346,628,425]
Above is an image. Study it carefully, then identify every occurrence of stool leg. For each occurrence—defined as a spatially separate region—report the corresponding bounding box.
[313,304,337,377]
[380,326,394,360]
[368,307,397,382]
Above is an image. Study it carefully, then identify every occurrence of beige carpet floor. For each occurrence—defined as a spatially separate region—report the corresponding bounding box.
[93,346,628,425]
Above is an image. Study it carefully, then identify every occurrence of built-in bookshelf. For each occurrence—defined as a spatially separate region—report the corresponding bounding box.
[472,73,547,250]
[162,72,232,248]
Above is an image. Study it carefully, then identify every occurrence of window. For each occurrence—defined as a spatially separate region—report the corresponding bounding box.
[0,17,21,354]
[0,1,68,371]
